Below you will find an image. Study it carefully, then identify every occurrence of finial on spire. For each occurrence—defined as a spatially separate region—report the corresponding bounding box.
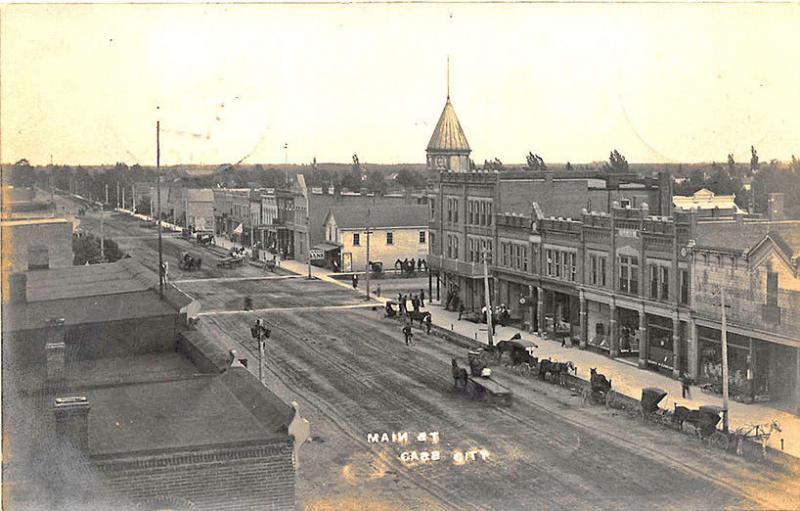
[447,56,450,99]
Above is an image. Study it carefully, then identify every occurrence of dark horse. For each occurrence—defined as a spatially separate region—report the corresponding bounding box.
[451,358,468,388]
[539,359,577,383]
[408,310,431,328]
[589,367,612,395]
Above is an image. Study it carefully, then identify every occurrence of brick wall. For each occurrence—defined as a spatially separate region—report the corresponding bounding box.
[93,439,295,511]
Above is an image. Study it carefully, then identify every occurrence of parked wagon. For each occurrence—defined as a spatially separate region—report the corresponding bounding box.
[641,387,668,414]
[217,254,244,268]
[196,233,215,245]
[450,358,512,406]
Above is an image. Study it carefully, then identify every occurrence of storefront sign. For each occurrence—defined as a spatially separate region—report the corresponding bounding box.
[309,249,325,260]
[616,228,639,239]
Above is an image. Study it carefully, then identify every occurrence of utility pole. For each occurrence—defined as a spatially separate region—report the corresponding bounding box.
[156,120,164,298]
[365,209,371,300]
[284,143,289,185]
[105,183,109,205]
[100,203,105,261]
[296,174,312,279]
[117,181,120,209]
[721,286,730,432]
[132,184,136,213]
[482,246,494,347]
[122,186,126,211]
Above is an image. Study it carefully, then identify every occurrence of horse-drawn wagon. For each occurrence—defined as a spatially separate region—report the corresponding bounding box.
[217,253,244,268]
[451,358,512,406]
[179,251,203,271]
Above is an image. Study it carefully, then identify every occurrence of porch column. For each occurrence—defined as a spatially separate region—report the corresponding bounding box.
[537,286,545,337]
[672,313,681,378]
[492,276,500,310]
[579,289,588,349]
[638,309,648,368]
[688,319,699,380]
[609,301,619,357]
[528,284,535,333]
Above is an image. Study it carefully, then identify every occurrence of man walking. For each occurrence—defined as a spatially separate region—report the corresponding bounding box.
[352,273,359,289]
[425,314,432,335]
[403,324,413,346]
[419,289,425,308]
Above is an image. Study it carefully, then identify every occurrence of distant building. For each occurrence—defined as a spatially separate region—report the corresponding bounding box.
[426,93,471,173]
[323,205,429,272]
[1,217,73,274]
[2,260,301,510]
[672,188,744,218]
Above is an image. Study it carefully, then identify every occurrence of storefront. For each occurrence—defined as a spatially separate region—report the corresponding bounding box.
[586,301,611,352]
[544,289,578,341]
[696,326,786,402]
[647,314,674,369]
[617,308,641,357]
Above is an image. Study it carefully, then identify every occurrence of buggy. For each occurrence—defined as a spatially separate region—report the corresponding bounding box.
[179,251,203,271]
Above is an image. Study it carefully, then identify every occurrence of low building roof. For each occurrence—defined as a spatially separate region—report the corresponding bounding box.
[694,220,800,257]
[326,204,428,230]
[0,217,70,227]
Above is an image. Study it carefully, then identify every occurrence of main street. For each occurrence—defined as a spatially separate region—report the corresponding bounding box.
[74,202,800,510]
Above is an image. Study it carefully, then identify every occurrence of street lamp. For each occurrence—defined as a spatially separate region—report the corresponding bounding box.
[250,319,271,385]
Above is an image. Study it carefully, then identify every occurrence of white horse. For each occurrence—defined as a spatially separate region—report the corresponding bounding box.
[734,420,781,457]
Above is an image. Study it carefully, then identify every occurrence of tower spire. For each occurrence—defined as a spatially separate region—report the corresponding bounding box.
[447,56,450,99]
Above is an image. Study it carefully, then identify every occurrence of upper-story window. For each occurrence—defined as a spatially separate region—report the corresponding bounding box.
[353,233,360,246]
[619,255,639,294]
[419,231,426,243]
[386,232,394,245]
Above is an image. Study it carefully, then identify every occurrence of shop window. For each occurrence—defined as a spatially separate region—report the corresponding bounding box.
[353,233,360,246]
[546,250,553,276]
[554,251,561,278]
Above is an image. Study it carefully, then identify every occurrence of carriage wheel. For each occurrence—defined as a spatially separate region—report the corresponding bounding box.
[708,431,729,451]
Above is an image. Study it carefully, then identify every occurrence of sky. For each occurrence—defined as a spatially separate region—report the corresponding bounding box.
[2,3,799,167]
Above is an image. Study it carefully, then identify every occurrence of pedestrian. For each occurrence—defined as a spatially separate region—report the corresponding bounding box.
[352,274,359,289]
[681,372,692,399]
[161,261,169,283]
[403,324,413,346]
[420,289,425,308]
[412,295,420,312]
[376,285,381,297]
[561,337,566,348]
[491,317,496,336]
[458,303,465,321]
[425,314,432,334]
[244,295,253,311]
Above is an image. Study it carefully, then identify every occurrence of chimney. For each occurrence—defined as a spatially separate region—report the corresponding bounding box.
[54,396,91,452]
[768,193,785,221]
[3,273,27,304]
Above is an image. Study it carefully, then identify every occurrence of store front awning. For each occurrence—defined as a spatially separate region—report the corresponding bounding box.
[314,242,342,253]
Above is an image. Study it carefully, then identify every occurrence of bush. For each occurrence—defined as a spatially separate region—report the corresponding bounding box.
[73,234,125,265]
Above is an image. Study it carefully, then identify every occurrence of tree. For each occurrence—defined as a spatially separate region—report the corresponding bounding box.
[394,168,425,189]
[525,152,547,171]
[72,234,125,265]
[365,170,386,195]
[791,155,800,175]
[750,146,759,175]
[483,158,503,171]
[603,150,629,173]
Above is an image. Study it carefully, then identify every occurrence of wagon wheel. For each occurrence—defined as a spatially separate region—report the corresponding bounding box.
[708,431,729,451]
[465,380,477,400]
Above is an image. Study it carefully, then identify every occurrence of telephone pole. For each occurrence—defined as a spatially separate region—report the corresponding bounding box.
[105,183,109,205]
[482,246,494,347]
[365,209,371,300]
[156,120,164,298]
[100,203,105,261]
[721,286,730,432]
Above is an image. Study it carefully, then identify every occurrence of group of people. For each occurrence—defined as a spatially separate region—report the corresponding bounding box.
[397,290,425,314]
[394,258,427,273]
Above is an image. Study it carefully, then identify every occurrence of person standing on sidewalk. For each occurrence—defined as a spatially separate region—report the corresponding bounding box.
[419,289,425,308]
[425,314,432,335]
[403,324,413,346]
[352,273,359,289]
[680,372,692,399]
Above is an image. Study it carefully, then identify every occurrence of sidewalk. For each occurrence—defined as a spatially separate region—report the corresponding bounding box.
[281,260,800,459]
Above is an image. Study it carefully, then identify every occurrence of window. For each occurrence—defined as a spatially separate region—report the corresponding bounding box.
[660,267,669,300]
[419,231,426,243]
[546,250,553,276]
[353,233,360,246]
[570,253,577,282]
[430,199,436,220]
[452,236,459,259]
[430,233,436,255]
[767,272,778,307]
[591,255,598,285]
[554,251,561,278]
[480,202,486,225]
[680,269,689,305]
[453,200,459,223]
[502,243,509,267]
[386,232,393,245]
[27,245,49,271]
[522,246,528,272]
[619,255,639,294]
[650,265,659,300]
[447,199,452,222]
[487,203,492,225]
[600,257,607,287]
[468,202,474,224]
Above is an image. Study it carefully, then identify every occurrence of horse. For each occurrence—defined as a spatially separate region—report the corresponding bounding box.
[408,310,431,328]
[589,368,612,395]
[734,420,781,457]
[451,358,468,388]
